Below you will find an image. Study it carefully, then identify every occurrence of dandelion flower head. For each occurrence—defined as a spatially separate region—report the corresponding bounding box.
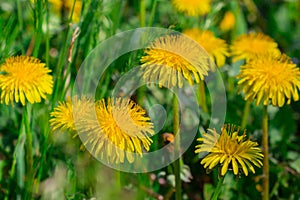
[76,98,154,164]
[141,34,211,88]
[195,124,263,176]
[231,32,280,62]
[171,0,211,16]
[0,56,53,106]
[237,53,300,107]
[219,11,235,32]
[50,96,93,132]
[183,28,229,67]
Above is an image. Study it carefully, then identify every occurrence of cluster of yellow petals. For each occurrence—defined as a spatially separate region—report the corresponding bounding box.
[50,97,154,164]
[141,35,211,88]
[171,0,211,16]
[183,28,229,67]
[231,32,280,62]
[50,96,93,132]
[195,124,263,176]
[237,54,300,107]
[0,56,53,106]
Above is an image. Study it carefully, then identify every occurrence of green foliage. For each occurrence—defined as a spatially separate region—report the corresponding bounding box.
[0,0,300,199]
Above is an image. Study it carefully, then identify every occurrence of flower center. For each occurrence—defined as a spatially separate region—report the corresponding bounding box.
[260,62,286,85]
[223,138,239,155]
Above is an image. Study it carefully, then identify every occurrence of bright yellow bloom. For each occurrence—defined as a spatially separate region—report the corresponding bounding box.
[50,96,93,132]
[183,28,229,67]
[140,35,211,88]
[195,124,263,176]
[75,98,154,164]
[0,56,53,106]
[219,11,235,32]
[237,54,300,107]
[231,32,280,62]
[171,0,211,16]
[48,0,82,22]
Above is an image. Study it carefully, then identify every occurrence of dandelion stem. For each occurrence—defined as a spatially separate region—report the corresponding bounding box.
[262,105,269,200]
[115,169,122,191]
[211,175,225,200]
[241,101,251,129]
[173,91,182,200]
[24,105,33,198]
[199,81,208,113]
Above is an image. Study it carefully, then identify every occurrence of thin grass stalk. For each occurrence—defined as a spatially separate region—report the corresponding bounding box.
[45,0,50,68]
[6,113,26,200]
[36,129,50,194]
[52,0,76,104]
[137,0,146,105]
[32,0,43,57]
[262,105,269,200]
[35,0,52,192]
[147,0,157,27]
[16,0,24,54]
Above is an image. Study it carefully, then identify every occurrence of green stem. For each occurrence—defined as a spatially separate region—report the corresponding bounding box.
[199,81,208,113]
[33,0,43,57]
[16,0,24,54]
[36,118,51,194]
[140,0,146,27]
[35,3,50,189]
[115,169,121,191]
[227,75,232,92]
[211,175,225,200]
[262,105,269,200]
[24,105,33,198]
[69,0,77,22]
[52,0,77,104]
[6,114,25,200]
[45,0,50,68]
[147,0,157,27]
[52,30,71,104]
[241,101,251,130]
[173,92,181,200]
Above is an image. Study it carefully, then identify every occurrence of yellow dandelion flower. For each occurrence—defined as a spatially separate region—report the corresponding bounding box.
[183,28,229,67]
[195,124,263,176]
[0,56,53,106]
[219,11,235,32]
[50,96,93,132]
[237,53,300,107]
[171,0,211,16]
[140,35,211,88]
[48,0,82,22]
[75,98,154,164]
[230,32,280,62]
